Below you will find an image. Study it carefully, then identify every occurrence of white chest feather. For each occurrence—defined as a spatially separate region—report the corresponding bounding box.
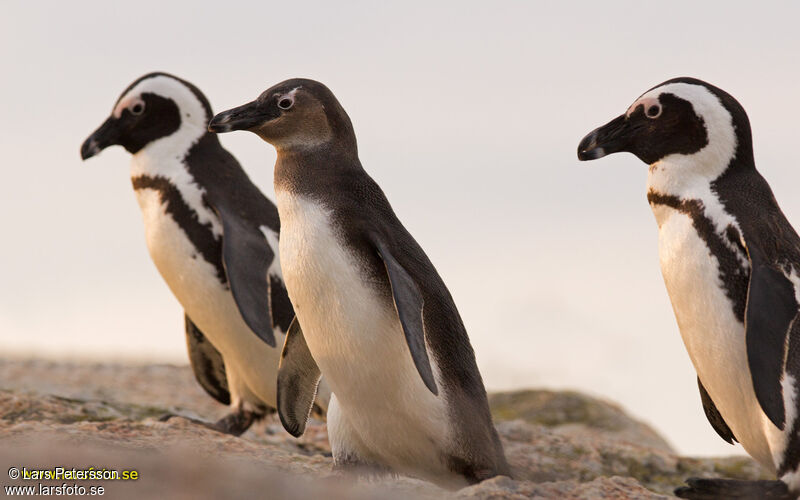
[129,150,283,408]
[130,151,226,313]
[275,190,449,470]
[131,146,222,237]
[652,199,777,470]
[133,187,223,312]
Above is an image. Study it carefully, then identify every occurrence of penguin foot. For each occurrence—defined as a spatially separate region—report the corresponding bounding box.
[332,456,393,479]
[157,409,262,437]
[674,477,792,500]
[207,409,262,436]
[445,453,512,484]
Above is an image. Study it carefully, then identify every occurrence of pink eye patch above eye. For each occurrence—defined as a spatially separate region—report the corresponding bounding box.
[113,96,144,118]
[626,96,660,118]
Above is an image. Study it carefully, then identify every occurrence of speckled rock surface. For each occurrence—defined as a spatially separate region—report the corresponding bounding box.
[0,358,771,499]
[489,389,674,452]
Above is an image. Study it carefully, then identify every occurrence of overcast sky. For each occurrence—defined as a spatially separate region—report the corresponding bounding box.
[2,1,800,457]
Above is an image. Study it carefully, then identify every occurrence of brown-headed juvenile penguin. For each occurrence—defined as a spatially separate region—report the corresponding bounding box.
[80,72,329,436]
[208,79,509,487]
[578,77,800,500]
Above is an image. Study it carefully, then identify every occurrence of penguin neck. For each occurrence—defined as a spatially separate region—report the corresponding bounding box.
[273,131,357,157]
[646,154,760,250]
[646,160,730,232]
[646,158,727,203]
[273,144,362,197]
[646,137,756,215]
[128,126,224,239]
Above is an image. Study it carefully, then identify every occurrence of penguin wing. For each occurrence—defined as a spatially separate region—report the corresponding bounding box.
[697,377,736,444]
[185,315,230,405]
[214,205,277,347]
[277,316,322,437]
[369,232,438,395]
[744,244,798,430]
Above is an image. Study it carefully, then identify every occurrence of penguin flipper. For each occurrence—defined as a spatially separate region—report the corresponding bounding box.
[215,205,277,347]
[744,244,797,430]
[697,377,736,444]
[370,233,438,395]
[185,314,231,405]
[277,317,322,437]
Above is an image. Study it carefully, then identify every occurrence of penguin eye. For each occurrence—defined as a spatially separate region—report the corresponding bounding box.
[131,103,145,115]
[646,104,662,119]
[278,98,294,110]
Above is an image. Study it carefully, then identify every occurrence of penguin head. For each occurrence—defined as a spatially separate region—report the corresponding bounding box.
[208,78,356,153]
[81,72,213,160]
[577,77,753,178]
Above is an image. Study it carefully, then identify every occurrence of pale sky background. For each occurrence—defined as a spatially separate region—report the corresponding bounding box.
[2,1,800,457]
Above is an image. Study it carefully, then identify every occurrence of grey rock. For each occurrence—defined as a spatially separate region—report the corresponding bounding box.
[0,359,773,499]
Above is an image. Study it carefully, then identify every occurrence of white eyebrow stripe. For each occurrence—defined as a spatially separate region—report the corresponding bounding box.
[111,75,206,120]
[277,87,301,99]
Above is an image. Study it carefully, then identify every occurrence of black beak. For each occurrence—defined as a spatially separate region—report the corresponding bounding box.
[80,117,120,160]
[577,114,631,161]
[208,100,266,134]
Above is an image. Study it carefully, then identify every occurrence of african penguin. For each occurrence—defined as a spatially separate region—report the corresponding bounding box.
[578,77,800,499]
[207,78,510,487]
[80,72,329,436]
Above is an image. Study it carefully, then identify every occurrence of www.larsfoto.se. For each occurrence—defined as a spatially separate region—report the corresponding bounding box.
[4,483,105,496]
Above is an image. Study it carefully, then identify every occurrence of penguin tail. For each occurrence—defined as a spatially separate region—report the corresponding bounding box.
[674,477,793,500]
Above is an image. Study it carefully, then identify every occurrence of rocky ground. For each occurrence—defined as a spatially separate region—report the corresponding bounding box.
[0,358,770,499]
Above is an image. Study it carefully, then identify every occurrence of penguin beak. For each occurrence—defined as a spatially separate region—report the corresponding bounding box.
[80,117,121,160]
[208,100,270,134]
[577,114,631,161]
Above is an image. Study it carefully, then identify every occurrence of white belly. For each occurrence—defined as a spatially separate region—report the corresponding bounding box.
[135,188,283,408]
[275,191,450,475]
[656,208,777,470]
